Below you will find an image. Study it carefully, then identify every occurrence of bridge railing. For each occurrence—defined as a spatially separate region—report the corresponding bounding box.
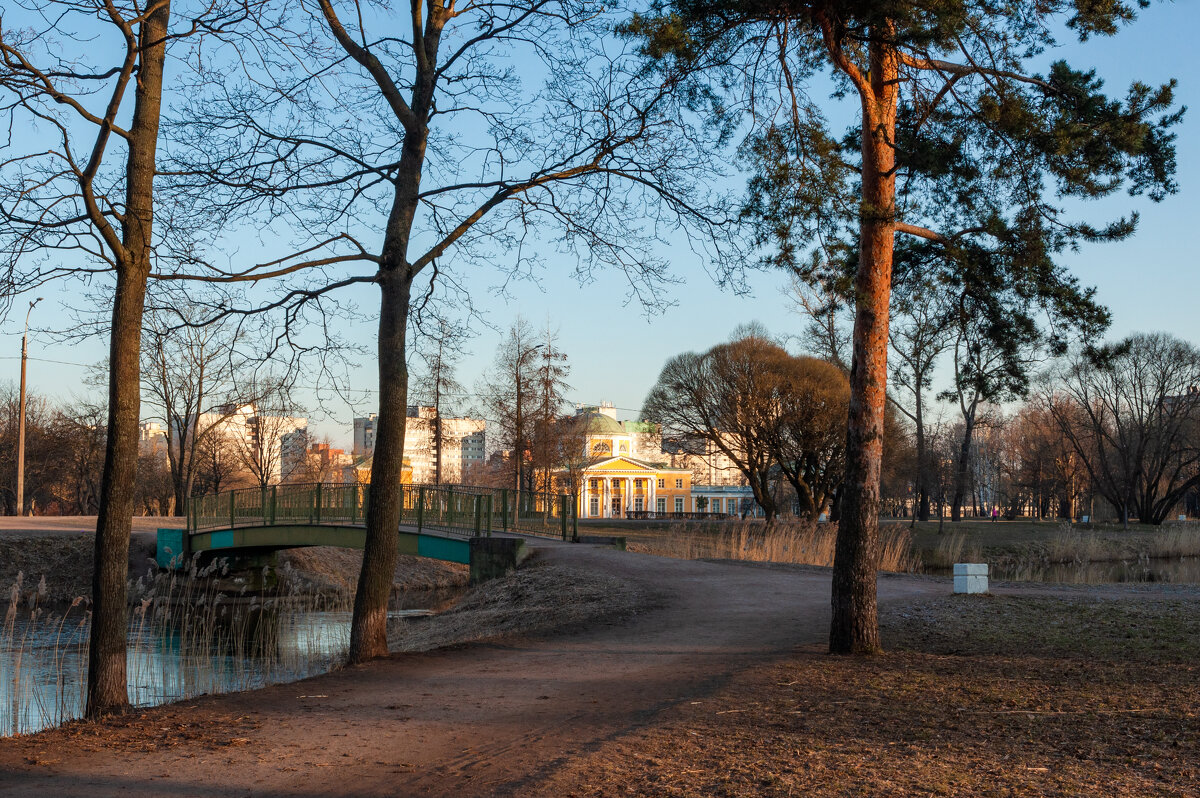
[188,482,578,541]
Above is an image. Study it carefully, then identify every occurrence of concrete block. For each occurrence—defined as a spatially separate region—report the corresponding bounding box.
[469,537,529,584]
[953,562,989,594]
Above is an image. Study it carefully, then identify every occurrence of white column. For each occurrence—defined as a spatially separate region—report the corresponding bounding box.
[582,479,589,518]
[626,477,632,515]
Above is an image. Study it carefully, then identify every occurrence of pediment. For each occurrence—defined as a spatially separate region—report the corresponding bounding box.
[589,456,656,473]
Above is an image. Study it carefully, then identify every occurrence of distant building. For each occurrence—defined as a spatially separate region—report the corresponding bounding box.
[186,403,307,485]
[353,407,486,484]
[569,403,763,518]
[139,421,168,459]
[662,434,747,487]
[570,406,692,518]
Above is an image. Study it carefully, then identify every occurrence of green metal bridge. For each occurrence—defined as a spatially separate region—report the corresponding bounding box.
[156,482,578,570]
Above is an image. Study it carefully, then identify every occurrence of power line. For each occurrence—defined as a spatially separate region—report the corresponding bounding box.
[0,355,97,368]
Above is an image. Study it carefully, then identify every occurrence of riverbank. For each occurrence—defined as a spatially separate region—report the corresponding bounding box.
[0,518,467,603]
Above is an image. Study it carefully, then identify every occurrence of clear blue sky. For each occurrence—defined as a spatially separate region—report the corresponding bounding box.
[2,1,1196,447]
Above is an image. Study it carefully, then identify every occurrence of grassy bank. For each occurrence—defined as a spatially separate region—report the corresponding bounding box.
[542,592,1200,796]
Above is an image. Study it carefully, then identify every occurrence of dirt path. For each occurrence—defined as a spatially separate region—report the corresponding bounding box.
[0,540,949,797]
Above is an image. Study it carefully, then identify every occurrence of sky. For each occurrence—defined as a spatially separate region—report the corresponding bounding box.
[2,1,1197,449]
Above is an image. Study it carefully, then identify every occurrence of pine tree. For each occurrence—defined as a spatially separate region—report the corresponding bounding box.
[627,0,1181,653]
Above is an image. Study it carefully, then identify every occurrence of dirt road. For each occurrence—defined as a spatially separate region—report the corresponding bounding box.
[0,541,943,797]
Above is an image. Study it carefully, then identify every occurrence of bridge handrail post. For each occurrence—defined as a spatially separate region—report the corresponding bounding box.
[270,485,277,525]
[261,487,269,526]
[315,482,323,525]
[229,490,236,529]
[473,495,482,536]
[501,489,509,533]
[351,483,358,525]
[487,494,494,538]
[417,486,425,534]
[447,486,454,530]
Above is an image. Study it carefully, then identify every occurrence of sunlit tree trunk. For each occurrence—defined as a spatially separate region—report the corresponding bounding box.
[830,31,897,656]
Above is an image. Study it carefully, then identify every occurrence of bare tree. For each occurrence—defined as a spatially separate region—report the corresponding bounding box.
[142,307,250,511]
[531,321,571,495]
[0,0,188,715]
[1046,334,1200,527]
[480,317,541,495]
[888,281,953,522]
[232,386,306,490]
[412,318,467,486]
[769,356,849,521]
[941,301,1039,522]
[643,332,789,521]
[165,0,732,664]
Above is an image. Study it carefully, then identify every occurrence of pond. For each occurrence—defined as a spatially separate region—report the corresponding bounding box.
[0,587,460,737]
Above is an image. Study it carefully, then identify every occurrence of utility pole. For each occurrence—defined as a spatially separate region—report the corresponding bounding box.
[16,297,43,516]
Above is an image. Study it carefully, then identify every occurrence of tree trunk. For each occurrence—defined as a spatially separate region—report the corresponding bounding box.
[88,268,148,717]
[830,33,897,656]
[915,388,930,522]
[950,414,975,522]
[349,271,412,663]
[86,0,169,718]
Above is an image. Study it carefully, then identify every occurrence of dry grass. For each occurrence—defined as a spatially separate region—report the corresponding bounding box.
[1046,527,1115,564]
[534,594,1200,797]
[278,546,468,594]
[627,520,916,573]
[388,556,650,652]
[1144,524,1200,559]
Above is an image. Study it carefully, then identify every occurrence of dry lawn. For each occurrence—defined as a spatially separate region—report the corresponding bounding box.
[538,594,1200,797]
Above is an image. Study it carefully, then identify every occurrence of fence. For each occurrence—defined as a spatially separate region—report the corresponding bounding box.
[189,482,577,541]
[623,510,738,521]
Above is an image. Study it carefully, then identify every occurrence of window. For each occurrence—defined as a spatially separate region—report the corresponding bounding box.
[589,497,599,517]
[657,478,665,488]
[634,497,644,511]
[656,497,666,513]
[634,479,642,489]
[675,478,683,489]
[589,479,599,491]
[674,497,684,513]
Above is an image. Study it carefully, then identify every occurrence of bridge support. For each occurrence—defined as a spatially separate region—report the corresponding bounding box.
[468,536,529,585]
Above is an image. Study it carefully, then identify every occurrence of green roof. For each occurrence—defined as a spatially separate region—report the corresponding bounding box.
[579,411,626,434]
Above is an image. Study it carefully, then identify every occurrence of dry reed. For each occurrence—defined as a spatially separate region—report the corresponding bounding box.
[1,555,355,738]
[629,519,916,573]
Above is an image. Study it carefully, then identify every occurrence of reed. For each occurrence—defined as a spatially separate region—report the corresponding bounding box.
[1,555,354,737]
[629,519,916,573]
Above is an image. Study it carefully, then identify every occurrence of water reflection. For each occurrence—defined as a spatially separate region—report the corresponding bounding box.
[1,589,457,737]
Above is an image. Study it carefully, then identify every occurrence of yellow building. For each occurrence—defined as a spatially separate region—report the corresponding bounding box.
[573,407,693,518]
